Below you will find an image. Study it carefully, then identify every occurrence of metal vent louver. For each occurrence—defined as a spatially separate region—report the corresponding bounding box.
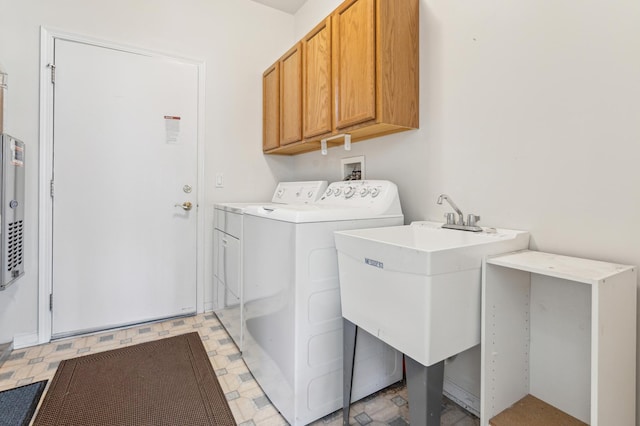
[0,134,26,289]
[7,220,23,272]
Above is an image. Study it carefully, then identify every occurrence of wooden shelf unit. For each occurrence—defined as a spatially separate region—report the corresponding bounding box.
[481,250,636,425]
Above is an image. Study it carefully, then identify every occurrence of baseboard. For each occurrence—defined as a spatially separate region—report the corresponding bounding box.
[13,332,40,349]
[443,377,480,417]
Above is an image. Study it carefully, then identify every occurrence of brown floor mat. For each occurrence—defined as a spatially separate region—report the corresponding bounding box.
[33,332,235,425]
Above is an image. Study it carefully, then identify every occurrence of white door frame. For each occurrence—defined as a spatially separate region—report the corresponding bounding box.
[38,27,206,344]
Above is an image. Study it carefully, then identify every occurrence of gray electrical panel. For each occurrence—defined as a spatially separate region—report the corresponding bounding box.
[0,134,25,290]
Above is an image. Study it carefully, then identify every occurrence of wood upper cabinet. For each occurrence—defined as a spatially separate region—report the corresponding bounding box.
[264,0,418,155]
[262,62,280,151]
[333,0,419,133]
[333,0,376,129]
[279,43,303,146]
[302,18,332,140]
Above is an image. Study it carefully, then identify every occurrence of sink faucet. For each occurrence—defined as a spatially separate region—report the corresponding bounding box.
[437,194,464,225]
[436,194,482,232]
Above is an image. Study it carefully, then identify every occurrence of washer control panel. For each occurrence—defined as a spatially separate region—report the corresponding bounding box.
[318,180,397,207]
[271,181,328,204]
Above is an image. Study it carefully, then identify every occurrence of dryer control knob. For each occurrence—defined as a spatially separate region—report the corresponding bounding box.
[370,187,380,198]
[333,188,342,196]
[359,187,370,197]
[325,188,333,196]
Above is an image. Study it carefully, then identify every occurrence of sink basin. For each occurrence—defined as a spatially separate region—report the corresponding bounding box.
[334,221,529,366]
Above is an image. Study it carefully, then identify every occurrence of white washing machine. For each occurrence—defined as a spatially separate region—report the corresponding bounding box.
[213,181,327,352]
[242,180,405,426]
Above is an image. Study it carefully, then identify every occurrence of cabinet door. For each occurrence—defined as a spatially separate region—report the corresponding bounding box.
[333,0,376,130]
[262,62,280,151]
[214,229,241,302]
[302,18,332,139]
[221,233,241,300]
[280,43,303,145]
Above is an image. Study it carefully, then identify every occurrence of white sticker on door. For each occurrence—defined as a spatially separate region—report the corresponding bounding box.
[164,115,181,144]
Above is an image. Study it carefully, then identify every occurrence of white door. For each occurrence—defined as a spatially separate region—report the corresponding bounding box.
[51,39,199,337]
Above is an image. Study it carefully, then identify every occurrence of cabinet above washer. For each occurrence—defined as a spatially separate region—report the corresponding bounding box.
[263,0,419,155]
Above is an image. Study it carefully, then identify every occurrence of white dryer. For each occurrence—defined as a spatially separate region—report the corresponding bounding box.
[213,181,327,352]
[242,180,404,426]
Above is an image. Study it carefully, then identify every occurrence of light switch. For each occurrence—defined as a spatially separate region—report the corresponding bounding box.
[215,173,224,188]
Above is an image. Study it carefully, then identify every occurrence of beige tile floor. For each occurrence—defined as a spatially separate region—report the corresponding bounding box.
[0,313,479,425]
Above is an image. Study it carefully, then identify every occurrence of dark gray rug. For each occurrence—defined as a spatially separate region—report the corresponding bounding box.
[0,380,47,426]
[33,332,235,425]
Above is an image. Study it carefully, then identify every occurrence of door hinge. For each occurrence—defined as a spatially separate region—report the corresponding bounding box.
[50,179,54,198]
[47,63,56,84]
[49,293,53,310]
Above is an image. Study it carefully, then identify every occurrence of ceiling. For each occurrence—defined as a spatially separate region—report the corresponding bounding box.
[249,0,308,14]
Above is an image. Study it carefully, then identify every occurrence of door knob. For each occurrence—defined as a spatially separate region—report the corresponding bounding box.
[175,201,193,211]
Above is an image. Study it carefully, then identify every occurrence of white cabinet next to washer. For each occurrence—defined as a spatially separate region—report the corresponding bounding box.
[213,206,243,351]
[481,250,636,425]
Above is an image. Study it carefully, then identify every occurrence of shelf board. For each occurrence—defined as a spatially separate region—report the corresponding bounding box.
[487,249,634,285]
[490,394,587,426]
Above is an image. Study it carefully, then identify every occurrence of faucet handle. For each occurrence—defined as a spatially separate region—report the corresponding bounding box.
[444,212,456,225]
[467,214,480,227]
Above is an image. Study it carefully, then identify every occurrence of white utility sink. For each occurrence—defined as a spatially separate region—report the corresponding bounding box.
[334,221,529,367]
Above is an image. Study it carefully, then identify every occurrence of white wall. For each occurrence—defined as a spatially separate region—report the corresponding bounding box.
[2,0,640,420]
[291,0,640,421]
[0,0,296,343]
